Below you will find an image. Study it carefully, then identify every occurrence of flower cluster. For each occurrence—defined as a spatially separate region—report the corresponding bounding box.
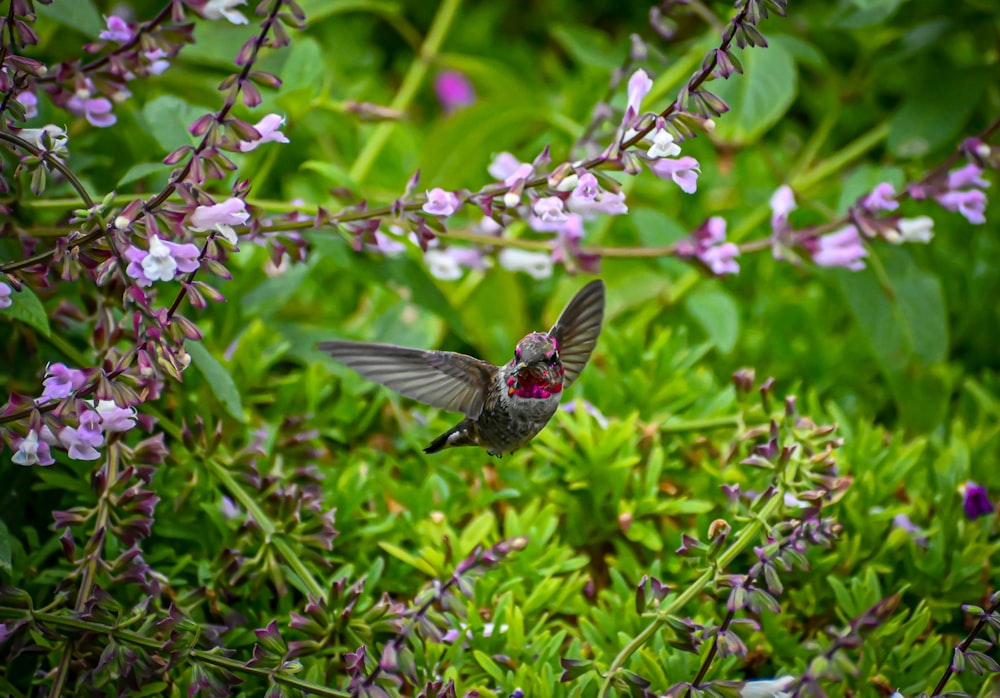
[676,216,740,275]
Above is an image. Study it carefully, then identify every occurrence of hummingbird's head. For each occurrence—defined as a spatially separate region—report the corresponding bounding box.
[513,332,559,370]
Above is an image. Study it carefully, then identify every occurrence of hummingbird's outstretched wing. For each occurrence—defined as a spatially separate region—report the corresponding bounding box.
[548,279,605,389]
[318,341,495,418]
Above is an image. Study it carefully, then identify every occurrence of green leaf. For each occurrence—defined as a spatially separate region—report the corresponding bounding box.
[685,285,739,354]
[549,24,620,70]
[711,38,797,144]
[0,518,12,577]
[377,542,437,577]
[473,650,507,684]
[830,0,904,29]
[117,162,169,188]
[0,284,51,337]
[300,161,359,193]
[888,69,989,158]
[186,342,246,422]
[37,1,102,37]
[142,96,203,153]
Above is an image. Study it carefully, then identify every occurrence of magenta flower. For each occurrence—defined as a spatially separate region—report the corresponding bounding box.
[936,189,987,224]
[648,156,700,194]
[95,400,137,433]
[124,235,201,287]
[59,410,104,461]
[12,429,55,467]
[809,225,868,270]
[202,0,249,24]
[238,114,290,152]
[0,282,11,310]
[960,481,993,520]
[861,182,899,212]
[625,69,653,123]
[40,363,87,400]
[99,15,133,42]
[422,188,461,217]
[947,163,990,191]
[434,70,476,113]
[189,198,250,244]
[66,90,116,128]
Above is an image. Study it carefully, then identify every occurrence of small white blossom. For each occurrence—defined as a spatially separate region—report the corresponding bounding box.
[498,248,552,280]
[647,128,681,158]
[202,0,248,24]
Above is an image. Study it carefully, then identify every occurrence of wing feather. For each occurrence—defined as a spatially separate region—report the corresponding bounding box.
[318,341,495,418]
[548,279,605,388]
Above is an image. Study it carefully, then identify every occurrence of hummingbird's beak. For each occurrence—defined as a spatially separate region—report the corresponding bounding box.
[516,362,528,372]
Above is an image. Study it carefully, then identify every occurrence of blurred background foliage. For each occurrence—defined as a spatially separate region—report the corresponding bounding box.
[2,0,1000,695]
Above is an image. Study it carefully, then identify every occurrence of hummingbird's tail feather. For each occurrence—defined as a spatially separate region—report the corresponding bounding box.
[423,422,476,454]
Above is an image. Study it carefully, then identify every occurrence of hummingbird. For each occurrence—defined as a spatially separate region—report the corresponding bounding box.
[319,279,605,457]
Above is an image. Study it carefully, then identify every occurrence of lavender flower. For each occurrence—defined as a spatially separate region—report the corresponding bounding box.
[624,68,653,124]
[12,429,55,466]
[58,410,105,461]
[124,235,201,287]
[959,481,993,520]
[189,198,250,244]
[99,15,133,43]
[16,91,38,119]
[861,182,899,212]
[422,188,461,217]
[0,282,11,309]
[238,114,290,152]
[808,225,867,270]
[566,175,629,217]
[648,156,701,194]
[947,163,990,190]
[202,0,249,24]
[936,189,987,225]
[66,82,116,128]
[677,217,740,275]
[434,70,476,113]
[40,363,87,400]
[94,400,137,433]
[769,185,796,235]
[488,152,523,180]
[143,49,171,76]
[891,513,928,547]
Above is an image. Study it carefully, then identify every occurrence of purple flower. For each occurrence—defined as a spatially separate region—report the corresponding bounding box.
[434,70,476,113]
[677,217,740,276]
[124,235,201,287]
[862,182,899,212]
[66,85,116,128]
[891,513,928,547]
[0,282,11,310]
[498,248,553,280]
[960,481,993,520]
[566,177,629,217]
[532,196,568,224]
[947,163,990,191]
[809,224,868,271]
[41,363,87,400]
[143,49,170,76]
[202,0,248,24]
[700,242,740,275]
[648,156,700,194]
[59,410,104,461]
[936,189,987,224]
[769,185,796,234]
[422,188,461,217]
[624,69,653,123]
[99,15,133,42]
[189,198,250,244]
[12,429,55,466]
[238,114,290,152]
[16,91,37,119]
[488,152,523,180]
[94,400,137,433]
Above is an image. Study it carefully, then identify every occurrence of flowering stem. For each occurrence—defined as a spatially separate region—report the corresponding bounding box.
[349,0,463,183]
[0,132,96,208]
[929,594,1000,696]
[48,442,121,698]
[794,122,890,192]
[0,608,350,698]
[598,487,783,696]
[204,458,326,601]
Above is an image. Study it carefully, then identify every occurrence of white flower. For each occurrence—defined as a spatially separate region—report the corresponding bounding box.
[141,235,179,282]
[424,249,463,281]
[647,128,681,158]
[498,248,552,280]
[895,216,934,244]
[202,0,248,24]
[739,676,794,698]
[19,124,68,151]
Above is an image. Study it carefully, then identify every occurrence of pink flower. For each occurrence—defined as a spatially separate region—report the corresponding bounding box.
[99,15,133,42]
[769,185,797,233]
[947,163,990,191]
[677,217,740,276]
[124,235,201,286]
[95,399,137,433]
[861,182,898,212]
[648,156,700,194]
[12,429,55,466]
[566,176,629,218]
[59,410,104,461]
[422,188,461,217]
[41,363,87,400]
[488,152,523,180]
[532,196,568,223]
[238,114,290,152]
[809,225,868,270]
[700,242,740,275]
[625,69,653,122]
[66,92,116,128]
[0,282,11,310]
[189,198,250,244]
[434,70,476,113]
[936,189,987,224]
